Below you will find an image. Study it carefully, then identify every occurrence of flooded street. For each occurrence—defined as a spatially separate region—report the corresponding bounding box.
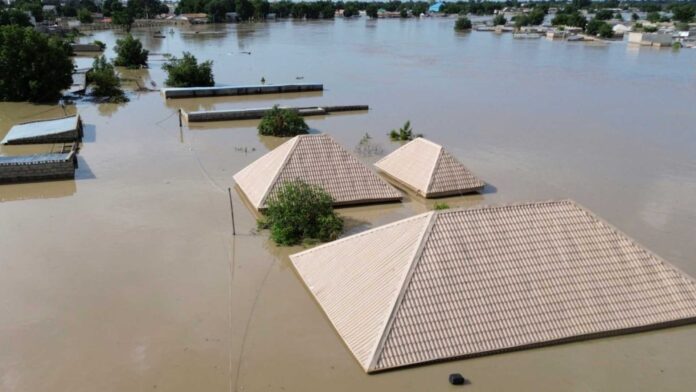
[1,18,696,391]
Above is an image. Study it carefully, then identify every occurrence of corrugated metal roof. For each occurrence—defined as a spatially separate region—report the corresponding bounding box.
[1,116,81,145]
[291,213,433,371]
[0,153,73,166]
[233,134,402,210]
[291,200,696,372]
[375,138,484,198]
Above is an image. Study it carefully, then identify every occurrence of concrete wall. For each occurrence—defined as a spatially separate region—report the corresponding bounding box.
[162,84,324,99]
[0,157,76,184]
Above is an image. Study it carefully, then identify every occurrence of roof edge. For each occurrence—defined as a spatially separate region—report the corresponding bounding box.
[256,136,301,208]
[367,211,439,372]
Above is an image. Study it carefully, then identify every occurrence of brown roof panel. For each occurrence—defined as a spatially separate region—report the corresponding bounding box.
[291,200,696,372]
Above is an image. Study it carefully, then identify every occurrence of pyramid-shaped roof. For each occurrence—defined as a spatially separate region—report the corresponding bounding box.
[233,134,402,210]
[2,115,82,145]
[291,200,696,372]
[374,137,485,198]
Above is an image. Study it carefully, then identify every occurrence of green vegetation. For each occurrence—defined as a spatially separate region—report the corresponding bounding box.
[366,4,378,18]
[87,55,128,102]
[551,8,587,29]
[646,11,661,23]
[434,202,450,210]
[389,121,422,141]
[343,2,359,17]
[258,180,344,246]
[162,52,214,87]
[492,14,507,26]
[454,16,472,31]
[672,41,682,50]
[631,12,639,21]
[643,25,658,32]
[258,106,309,137]
[77,7,93,23]
[586,18,613,38]
[513,7,546,27]
[676,22,690,31]
[0,26,73,102]
[671,4,695,23]
[594,9,613,20]
[93,40,106,50]
[0,9,32,26]
[114,34,148,68]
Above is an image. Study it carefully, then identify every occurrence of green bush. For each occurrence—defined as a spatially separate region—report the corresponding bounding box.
[671,4,695,23]
[366,4,378,18]
[0,26,73,102]
[434,202,450,210]
[114,34,148,68]
[87,55,128,102]
[0,9,32,26]
[594,9,613,20]
[586,19,611,36]
[389,121,422,141]
[492,14,506,26]
[93,40,106,50]
[597,22,614,38]
[162,51,214,87]
[643,25,658,32]
[258,105,309,137]
[78,8,93,23]
[646,11,660,23]
[258,180,344,246]
[454,16,472,31]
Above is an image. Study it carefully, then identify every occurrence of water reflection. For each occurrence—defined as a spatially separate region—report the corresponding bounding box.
[0,180,77,202]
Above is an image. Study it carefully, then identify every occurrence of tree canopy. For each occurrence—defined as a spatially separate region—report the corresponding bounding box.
[0,26,73,102]
[258,180,344,246]
[114,34,148,68]
[258,106,309,137]
[162,52,214,87]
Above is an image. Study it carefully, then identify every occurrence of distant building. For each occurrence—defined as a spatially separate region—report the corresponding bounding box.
[428,2,444,13]
[628,32,673,47]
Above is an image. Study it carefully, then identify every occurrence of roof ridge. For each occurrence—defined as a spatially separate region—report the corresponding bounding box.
[367,211,439,372]
[434,199,574,216]
[257,136,301,207]
[15,114,78,126]
[424,145,444,194]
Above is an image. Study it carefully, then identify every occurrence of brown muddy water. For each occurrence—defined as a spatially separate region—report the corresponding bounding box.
[1,19,696,391]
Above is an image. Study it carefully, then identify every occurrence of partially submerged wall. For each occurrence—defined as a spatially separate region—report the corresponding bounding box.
[0,152,77,184]
[161,84,324,99]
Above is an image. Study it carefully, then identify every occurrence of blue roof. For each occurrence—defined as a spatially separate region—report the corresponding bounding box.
[429,2,444,12]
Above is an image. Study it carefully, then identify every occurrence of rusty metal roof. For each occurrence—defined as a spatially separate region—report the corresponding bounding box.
[233,134,402,210]
[375,138,484,198]
[291,200,696,372]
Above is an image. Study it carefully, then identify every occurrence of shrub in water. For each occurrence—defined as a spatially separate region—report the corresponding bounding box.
[389,120,422,141]
[454,16,472,31]
[258,105,309,137]
[162,52,214,87]
[87,55,128,102]
[434,202,450,210]
[114,34,148,68]
[258,180,344,246]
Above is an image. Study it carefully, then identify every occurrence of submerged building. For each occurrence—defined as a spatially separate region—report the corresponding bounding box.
[233,134,402,210]
[1,115,83,145]
[375,137,485,198]
[291,200,696,372]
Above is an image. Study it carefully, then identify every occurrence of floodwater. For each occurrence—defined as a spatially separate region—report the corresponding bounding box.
[1,18,696,391]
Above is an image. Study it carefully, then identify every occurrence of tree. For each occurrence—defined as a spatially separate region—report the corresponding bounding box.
[112,10,134,31]
[343,2,358,17]
[0,9,32,26]
[87,55,128,102]
[258,180,344,246]
[205,0,233,22]
[552,11,586,29]
[0,26,73,102]
[454,16,472,31]
[366,3,378,18]
[389,121,422,141]
[646,11,660,23]
[252,0,269,19]
[258,106,309,137]
[671,4,695,23]
[236,0,254,20]
[114,34,148,68]
[631,12,639,21]
[162,52,214,87]
[77,7,93,23]
[594,9,613,20]
[492,14,506,26]
[597,22,614,39]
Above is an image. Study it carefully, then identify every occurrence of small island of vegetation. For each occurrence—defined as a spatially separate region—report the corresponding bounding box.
[257,180,344,246]
[258,106,309,137]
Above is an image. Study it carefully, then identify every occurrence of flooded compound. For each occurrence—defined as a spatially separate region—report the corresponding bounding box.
[1,19,696,391]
